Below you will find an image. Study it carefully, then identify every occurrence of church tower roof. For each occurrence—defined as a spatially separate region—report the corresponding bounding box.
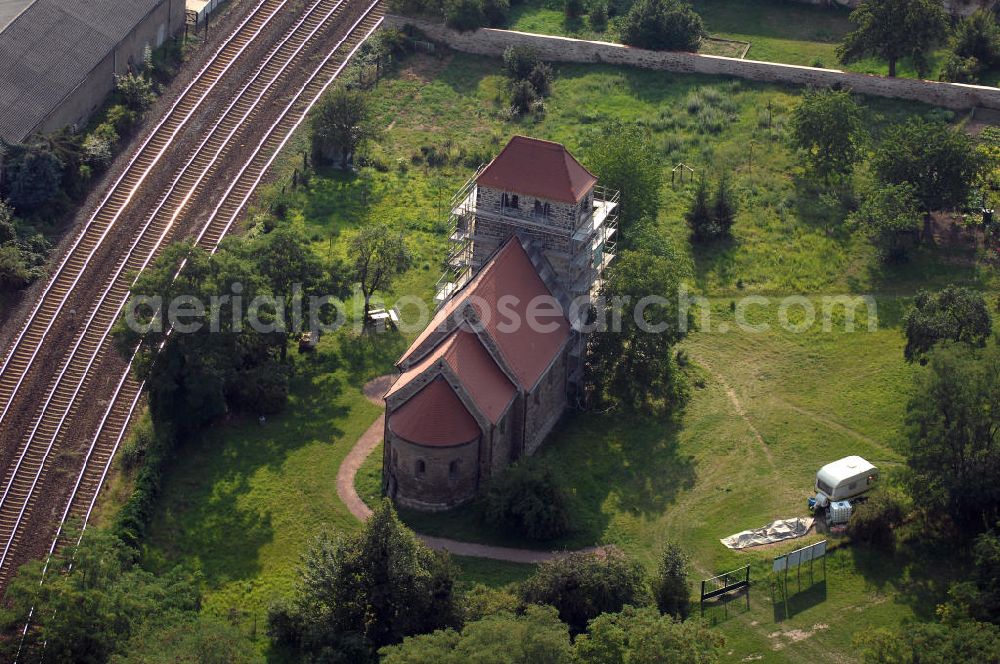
[476,135,597,204]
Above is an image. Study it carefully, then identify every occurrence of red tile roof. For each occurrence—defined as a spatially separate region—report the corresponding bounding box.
[399,236,570,391]
[389,377,481,447]
[386,327,516,424]
[476,136,597,204]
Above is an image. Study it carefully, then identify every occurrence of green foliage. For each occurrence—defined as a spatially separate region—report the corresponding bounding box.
[711,174,737,235]
[504,45,541,80]
[688,174,738,241]
[653,541,691,619]
[846,487,906,549]
[483,0,511,26]
[789,88,867,177]
[837,0,948,77]
[3,140,65,214]
[444,0,486,31]
[589,2,608,31]
[115,71,156,113]
[565,0,584,18]
[948,527,1000,623]
[904,343,1000,533]
[521,547,651,634]
[574,606,724,663]
[388,0,442,18]
[111,615,262,664]
[351,219,411,328]
[312,86,378,169]
[587,245,692,414]
[269,501,459,661]
[847,182,922,263]
[620,0,706,51]
[483,462,573,541]
[510,78,541,115]
[106,104,139,135]
[943,8,1000,82]
[902,286,993,363]
[0,529,205,663]
[855,620,1000,663]
[685,177,714,241]
[870,118,983,211]
[380,605,573,663]
[586,121,662,230]
[459,584,522,623]
[0,198,48,291]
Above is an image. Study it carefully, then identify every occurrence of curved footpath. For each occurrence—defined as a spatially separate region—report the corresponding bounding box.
[335,375,601,564]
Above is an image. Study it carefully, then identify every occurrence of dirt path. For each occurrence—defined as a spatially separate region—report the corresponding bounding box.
[335,376,602,564]
[690,354,776,467]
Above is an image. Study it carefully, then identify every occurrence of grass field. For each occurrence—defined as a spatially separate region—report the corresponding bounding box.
[508,0,1000,83]
[133,51,996,661]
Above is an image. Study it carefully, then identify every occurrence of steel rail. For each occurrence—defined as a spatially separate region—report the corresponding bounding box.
[0,0,290,427]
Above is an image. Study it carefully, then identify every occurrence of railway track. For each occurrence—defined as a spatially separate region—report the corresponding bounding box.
[0,0,290,429]
[0,0,385,588]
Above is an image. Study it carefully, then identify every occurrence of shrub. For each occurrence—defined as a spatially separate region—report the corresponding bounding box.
[589,2,608,31]
[565,0,584,18]
[847,488,906,548]
[115,71,155,113]
[510,79,539,116]
[521,547,651,634]
[654,541,692,619]
[941,53,982,83]
[81,133,114,169]
[444,0,485,31]
[528,62,554,97]
[106,104,138,135]
[503,45,541,80]
[712,174,737,235]
[686,177,715,240]
[482,463,572,541]
[482,0,509,26]
[620,0,706,51]
[951,9,1000,68]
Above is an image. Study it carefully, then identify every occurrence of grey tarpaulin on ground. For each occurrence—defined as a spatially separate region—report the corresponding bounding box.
[720,517,814,550]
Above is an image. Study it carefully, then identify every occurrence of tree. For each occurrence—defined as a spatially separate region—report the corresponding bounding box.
[0,529,202,664]
[871,119,982,211]
[565,0,584,18]
[846,487,906,549]
[946,527,1000,624]
[789,88,867,177]
[351,220,411,329]
[521,547,651,634]
[268,501,458,661]
[586,122,662,233]
[654,541,691,619]
[711,174,737,236]
[847,182,922,262]
[2,140,65,215]
[685,177,714,241]
[574,606,725,664]
[482,0,510,26]
[589,3,608,31]
[443,0,485,31]
[902,286,993,363]
[379,606,573,663]
[837,0,948,77]
[620,0,706,52]
[503,45,541,80]
[587,246,692,413]
[311,86,377,169]
[904,343,1000,533]
[855,621,1000,663]
[950,10,1000,71]
[483,462,573,541]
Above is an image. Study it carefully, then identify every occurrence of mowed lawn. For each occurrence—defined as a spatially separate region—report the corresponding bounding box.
[138,52,993,661]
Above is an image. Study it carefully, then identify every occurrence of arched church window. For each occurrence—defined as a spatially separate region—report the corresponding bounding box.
[449,459,461,478]
[416,459,426,476]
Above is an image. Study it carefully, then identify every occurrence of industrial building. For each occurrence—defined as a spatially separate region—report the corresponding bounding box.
[0,0,186,144]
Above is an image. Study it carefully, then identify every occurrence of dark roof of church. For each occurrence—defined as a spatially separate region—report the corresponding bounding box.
[476,135,597,204]
[0,0,164,142]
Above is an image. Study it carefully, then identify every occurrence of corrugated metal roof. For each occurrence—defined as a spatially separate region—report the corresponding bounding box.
[0,0,35,32]
[0,0,164,143]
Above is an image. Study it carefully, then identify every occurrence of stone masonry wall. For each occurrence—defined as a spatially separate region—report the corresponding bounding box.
[386,16,1000,111]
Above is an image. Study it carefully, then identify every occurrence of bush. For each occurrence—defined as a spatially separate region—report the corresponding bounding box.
[510,79,539,116]
[941,53,982,83]
[654,541,691,619]
[589,2,608,31]
[503,45,541,80]
[521,547,651,634]
[620,0,706,51]
[847,488,906,549]
[444,0,485,31]
[482,0,510,25]
[951,9,1000,68]
[106,104,138,135]
[527,62,554,97]
[565,0,584,18]
[482,463,572,541]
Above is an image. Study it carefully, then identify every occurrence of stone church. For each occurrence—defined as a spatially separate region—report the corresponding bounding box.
[382,136,619,511]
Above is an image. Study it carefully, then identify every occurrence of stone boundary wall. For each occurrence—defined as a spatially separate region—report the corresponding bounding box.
[386,15,1000,111]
